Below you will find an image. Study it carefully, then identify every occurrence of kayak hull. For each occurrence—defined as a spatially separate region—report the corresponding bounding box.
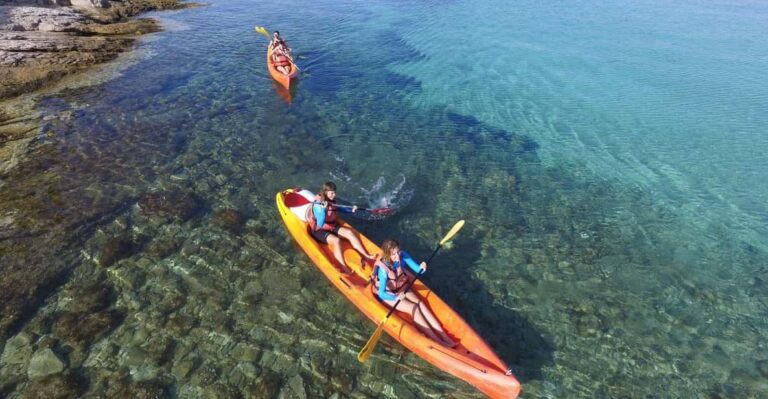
[267,45,298,90]
[276,188,521,399]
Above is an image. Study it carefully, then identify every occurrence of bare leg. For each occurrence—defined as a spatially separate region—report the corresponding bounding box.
[387,298,445,344]
[337,227,375,260]
[326,234,352,274]
[404,292,456,347]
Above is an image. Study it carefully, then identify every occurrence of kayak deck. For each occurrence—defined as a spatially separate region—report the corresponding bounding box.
[276,189,521,399]
[267,45,298,90]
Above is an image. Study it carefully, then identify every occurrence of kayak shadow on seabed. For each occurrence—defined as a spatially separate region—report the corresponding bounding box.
[421,234,556,383]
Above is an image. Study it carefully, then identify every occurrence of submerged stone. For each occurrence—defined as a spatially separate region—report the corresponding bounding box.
[21,371,86,399]
[138,190,202,222]
[1,332,33,365]
[213,208,245,234]
[247,372,281,398]
[27,348,65,379]
[99,234,136,267]
[61,278,114,313]
[51,309,123,348]
[288,374,307,399]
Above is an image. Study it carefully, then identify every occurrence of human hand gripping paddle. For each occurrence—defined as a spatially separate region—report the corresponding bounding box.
[357,220,465,363]
[282,190,394,218]
[254,25,301,71]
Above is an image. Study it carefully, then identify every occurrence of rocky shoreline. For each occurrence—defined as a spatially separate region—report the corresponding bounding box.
[0,0,200,174]
[0,0,197,352]
[1,0,198,100]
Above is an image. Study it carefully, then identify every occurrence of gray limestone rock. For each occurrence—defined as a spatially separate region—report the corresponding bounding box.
[1,332,33,365]
[27,348,66,379]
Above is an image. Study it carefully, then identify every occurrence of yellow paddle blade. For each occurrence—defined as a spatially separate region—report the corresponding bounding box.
[357,320,386,363]
[254,26,271,39]
[439,220,465,246]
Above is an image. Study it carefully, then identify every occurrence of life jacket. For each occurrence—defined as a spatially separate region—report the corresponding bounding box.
[306,194,338,231]
[371,259,410,296]
[272,54,291,67]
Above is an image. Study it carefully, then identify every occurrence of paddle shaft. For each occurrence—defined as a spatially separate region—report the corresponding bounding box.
[335,204,391,214]
[357,220,464,362]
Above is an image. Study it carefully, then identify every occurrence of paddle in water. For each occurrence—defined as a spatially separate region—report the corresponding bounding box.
[283,190,394,220]
[357,220,465,363]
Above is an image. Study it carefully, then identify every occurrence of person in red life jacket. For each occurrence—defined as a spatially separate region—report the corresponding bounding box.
[271,45,292,75]
[270,31,293,75]
[307,182,375,274]
[372,238,457,347]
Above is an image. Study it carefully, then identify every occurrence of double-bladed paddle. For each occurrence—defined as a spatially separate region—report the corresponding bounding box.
[282,190,394,217]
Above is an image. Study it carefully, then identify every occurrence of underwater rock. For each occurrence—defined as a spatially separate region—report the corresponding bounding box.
[327,366,355,392]
[156,291,186,314]
[213,208,245,234]
[288,374,308,399]
[83,341,118,368]
[1,332,33,365]
[247,371,281,398]
[108,378,169,399]
[191,362,219,386]
[21,371,85,399]
[232,342,261,362]
[61,277,113,313]
[165,312,195,336]
[143,334,174,367]
[145,237,180,258]
[171,353,198,380]
[138,190,202,222]
[51,309,123,348]
[27,348,65,379]
[99,233,135,267]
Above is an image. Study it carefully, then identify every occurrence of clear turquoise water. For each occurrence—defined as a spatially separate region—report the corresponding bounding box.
[2,0,768,397]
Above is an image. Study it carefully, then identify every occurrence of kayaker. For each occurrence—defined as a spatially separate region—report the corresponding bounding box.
[269,31,294,75]
[271,45,292,75]
[269,31,289,51]
[372,238,457,348]
[308,182,375,274]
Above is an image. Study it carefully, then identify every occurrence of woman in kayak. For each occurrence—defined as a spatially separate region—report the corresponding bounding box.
[372,238,457,347]
[271,45,292,75]
[269,30,289,51]
[308,182,375,274]
[269,31,293,75]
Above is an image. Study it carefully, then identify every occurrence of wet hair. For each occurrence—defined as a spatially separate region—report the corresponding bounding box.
[319,181,337,201]
[380,239,400,264]
[274,30,280,36]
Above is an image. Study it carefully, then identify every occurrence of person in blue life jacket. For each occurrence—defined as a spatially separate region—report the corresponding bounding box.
[372,238,457,347]
[307,182,375,274]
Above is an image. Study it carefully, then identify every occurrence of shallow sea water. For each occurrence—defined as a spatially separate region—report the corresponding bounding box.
[1,0,767,398]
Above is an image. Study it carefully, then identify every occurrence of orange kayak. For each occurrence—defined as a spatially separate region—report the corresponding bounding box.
[276,188,521,399]
[267,45,298,90]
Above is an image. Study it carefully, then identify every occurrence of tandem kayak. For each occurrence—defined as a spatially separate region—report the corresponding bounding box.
[267,45,298,90]
[276,188,521,399]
